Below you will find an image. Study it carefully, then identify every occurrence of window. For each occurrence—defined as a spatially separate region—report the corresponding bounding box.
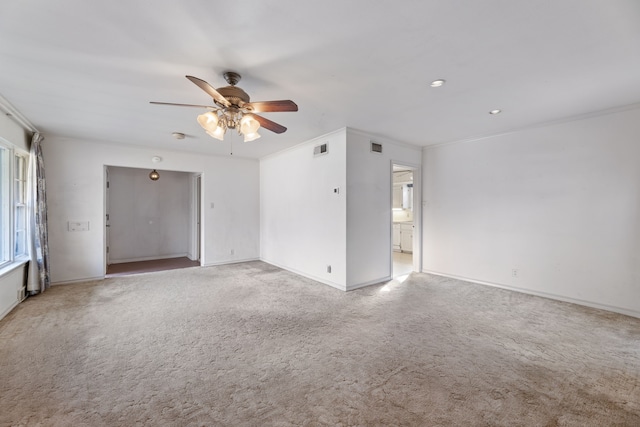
[0,145,9,266]
[14,154,27,258]
[0,141,28,269]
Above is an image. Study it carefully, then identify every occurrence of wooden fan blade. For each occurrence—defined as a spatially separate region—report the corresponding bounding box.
[254,114,287,134]
[246,100,298,113]
[186,75,231,107]
[150,101,214,108]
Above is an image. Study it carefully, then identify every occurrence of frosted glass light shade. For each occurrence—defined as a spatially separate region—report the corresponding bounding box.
[243,131,261,142]
[206,126,226,141]
[197,112,219,132]
[240,115,260,135]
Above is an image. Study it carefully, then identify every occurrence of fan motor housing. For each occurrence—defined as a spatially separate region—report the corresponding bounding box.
[217,86,250,106]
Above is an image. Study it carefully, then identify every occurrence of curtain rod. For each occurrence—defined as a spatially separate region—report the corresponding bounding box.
[0,93,39,134]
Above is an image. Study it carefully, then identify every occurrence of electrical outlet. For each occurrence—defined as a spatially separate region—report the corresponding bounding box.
[327,265,332,273]
[230,249,235,255]
[512,269,519,278]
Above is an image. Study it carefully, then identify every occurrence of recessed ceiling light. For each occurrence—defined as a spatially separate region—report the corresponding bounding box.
[430,79,446,88]
[489,109,502,115]
[172,132,185,139]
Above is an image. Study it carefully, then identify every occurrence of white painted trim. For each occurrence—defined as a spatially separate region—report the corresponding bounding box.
[103,166,109,273]
[52,276,105,286]
[188,173,200,261]
[202,257,260,267]
[346,276,391,291]
[260,258,346,291]
[0,258,29,279]
[109,253,190,264]
[60,136,262,163]
[390,159,422,276]
[0,93,39,133]
[424,102,640,150]
[347,128,423,151]
[422,269,640,319]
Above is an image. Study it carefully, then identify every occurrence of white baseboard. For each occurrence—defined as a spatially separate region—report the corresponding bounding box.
[346,276,392,291]
[422,269,640,319]
[109,253,189,264]
[202,257,260,267]
[52,276,105,286]
[260,258,346,291]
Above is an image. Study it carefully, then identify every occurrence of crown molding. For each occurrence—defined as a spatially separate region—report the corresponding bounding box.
[0,93,38,133]
[423,102,640,151]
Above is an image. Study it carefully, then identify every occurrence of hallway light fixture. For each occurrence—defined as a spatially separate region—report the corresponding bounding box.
[149,169,160,181]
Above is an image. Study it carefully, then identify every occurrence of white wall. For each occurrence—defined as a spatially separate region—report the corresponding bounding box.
[108,167,191,263]
[0,113,29,319]
[422,106,640,317]
[260,127,422,291]
[260,129,347,289]
[345,129,422,289]
[44,137,259,284]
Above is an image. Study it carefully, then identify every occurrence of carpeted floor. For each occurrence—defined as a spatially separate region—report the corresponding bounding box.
[1,261,638,426]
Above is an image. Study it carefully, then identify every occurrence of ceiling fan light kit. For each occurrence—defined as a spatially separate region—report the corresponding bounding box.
[152,71,297,143]
[197,111,220,132]
[240,115,261,142]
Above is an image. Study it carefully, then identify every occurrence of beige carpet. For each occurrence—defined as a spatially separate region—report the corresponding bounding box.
[1,261,638,426]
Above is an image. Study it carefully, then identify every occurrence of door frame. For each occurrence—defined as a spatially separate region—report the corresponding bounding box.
[390,161,422,276]
[190,173,202,262]
[103,166,110,275]
[103,166,203,276]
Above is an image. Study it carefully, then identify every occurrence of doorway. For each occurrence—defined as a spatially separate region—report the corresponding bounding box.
[104,166,202,277]
[391,163,420,277]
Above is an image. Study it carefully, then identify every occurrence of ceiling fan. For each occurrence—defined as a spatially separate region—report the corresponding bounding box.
[151,71,298,142]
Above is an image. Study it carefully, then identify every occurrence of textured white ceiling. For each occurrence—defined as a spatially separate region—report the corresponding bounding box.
[1,0,639,159]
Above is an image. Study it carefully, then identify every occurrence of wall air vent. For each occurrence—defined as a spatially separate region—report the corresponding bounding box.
[370,141,383,154]
[313,143,328,157]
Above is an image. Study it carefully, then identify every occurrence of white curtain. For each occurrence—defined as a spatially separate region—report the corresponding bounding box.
[26,132,50,294]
